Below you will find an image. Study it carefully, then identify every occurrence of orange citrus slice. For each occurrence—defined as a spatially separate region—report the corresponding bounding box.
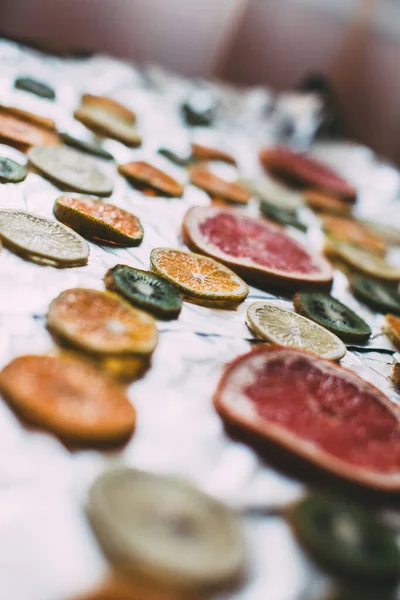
[189,166,250,205]
[119,161,184,197]
[54,196,143,246]
[0,110,59,151]
[304,189,352,217]
[47,288,158,356]
[383,314,400,351]
[322,215,387,256]
[191,143,236,166]
[150,247,249,307]
[0,104,57,131]
[80,94,136,124]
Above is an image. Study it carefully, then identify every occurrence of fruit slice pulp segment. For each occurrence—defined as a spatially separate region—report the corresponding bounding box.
[200,212,317,274]
[189,166,249,204]
[119,161,183,197]
[241,350,399,472]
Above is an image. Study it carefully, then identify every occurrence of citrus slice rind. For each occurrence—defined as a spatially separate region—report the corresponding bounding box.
[247,301,346,360]
[80,94,136,123]
[0,355,136,445]
[0,209,89,266]
[182,206,333,290]
[74,106,142,147]
[189,166,249,205]
[118,161,184,197]
[47,288,158,356]
[150,247,249,307]
[214,346,400,492]
[326,242,400,282]
[54,196,143,247]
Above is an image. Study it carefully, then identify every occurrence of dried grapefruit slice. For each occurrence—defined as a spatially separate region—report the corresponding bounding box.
[150,247,249,307]
[47,288,158,356]
[326,242,400,283]
[191,143,236,166]
[0,355,135,445]
[247,302,346,360]
[304,189,352,217]
[259,147,357,203]
[54,196,143,246]
[189,166,249,205]
[119,161,184,197]
[182,206,333,291]
[214,346,400,491]
[322,215,387,256]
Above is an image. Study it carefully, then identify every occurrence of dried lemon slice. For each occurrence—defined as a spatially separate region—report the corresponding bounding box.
[247,301,346,360]
[326,242,400,283]
[0,209,89,267]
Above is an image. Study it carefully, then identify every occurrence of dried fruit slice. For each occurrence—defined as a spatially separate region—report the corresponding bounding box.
[191,143,236,166]
[189,166,249,205]
[293,291,371,344]
[0,110,58,151]
[158,147,192,167]
[119,161,184,197]
[0,355,135,445]
[54,196,143,247]
[14,76,55,100]
[241,176,304,213]
[214,346,400,491]
[47,288,158,356]
[259,147,357,203]
[105,265,182,319]
[182,206,333,291]
[326,242,400,283]
[288,494,400,582]
[304,189,352,217]
[246,301,346,360]
[260,200,307,232]
[322,215,387,256]
[0,157,27,183]
[392,358,400,389]
[87,468,245,595]
[29,146,113,196]
[0,105,57,131]
[359,221,400,247]
[383,314,400,351]
[0,209,89,267]
[351,276,400,315]
[80,94,136,124]
[60,133,114,161]
[150,247,249,308]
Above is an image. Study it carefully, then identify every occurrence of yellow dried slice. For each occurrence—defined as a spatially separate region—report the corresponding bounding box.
[322,215,387,256]
[326,242,400,283]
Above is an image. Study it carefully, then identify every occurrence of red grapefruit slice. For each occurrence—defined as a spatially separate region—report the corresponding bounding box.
[214,346,400,492]
[259,147,357,203]
[182,206,333,291]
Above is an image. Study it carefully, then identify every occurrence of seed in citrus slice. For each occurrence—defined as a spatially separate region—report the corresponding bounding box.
[351,276,400,315]
[189,166,249,205]
[326,242,400,283]
[247,301,346,360]
[87,468,245,594]
[15,76,56,100]
[60,133,114,161]
[0,110,59,151]
[0,157,27,183]
[0,209,89,267]
[191,143,236,166]
[304,189,352,217]
[105,265,182,319]
[383,314,400,351]
[182,206,333,291]
[214,346,400,491]
[54,196,143,247]
[322,215,387,256]
[47,288,158,356]
[150,247,249,308]
[118,161,184,197]
[29,146,113,196]
[0,355,135,445]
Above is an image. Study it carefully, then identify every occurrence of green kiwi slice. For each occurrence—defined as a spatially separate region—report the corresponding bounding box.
[105,264,182,319]
[351,275,400,316]
[158,147,192,167]
[260,200,307,232]
[0,157,27,183]
[288,494,400,583]
[14,76,56,100]
[324,583,398,600]
[60,133,114,161]
[293,291,371,344]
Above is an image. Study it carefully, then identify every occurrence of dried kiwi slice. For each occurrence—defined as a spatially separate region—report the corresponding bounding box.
[288,494,400,583]
[105,265,182,319]
[14,76,55,100]
[0,157,27,183]
[158,147,192,167]
[260,200,307,232]
[60,133,114,161]
[324,583,397,600]
[293,291,371,344]
[351,275,400,316]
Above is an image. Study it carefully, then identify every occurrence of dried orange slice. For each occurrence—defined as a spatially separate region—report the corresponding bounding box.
[383,314,400,351]
[0,110,59,151]
[191,143,236,166]
[189,166,250,205]
[80,94,136,124]
[150,248,249,307]
[54,196,143,246]
[47,288,158,356]
[0,354,136,445]
[0,104,57,131]
[303,189,352,217]
[322,215,387,256]
[119,161,184,197]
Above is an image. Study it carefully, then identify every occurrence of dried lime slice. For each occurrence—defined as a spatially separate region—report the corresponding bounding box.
[326,242,400,282]
[0,157,27,183]
[0,209,89,267]
[14,76,56,100]
[247,301,346,360]
[28,146,113,196]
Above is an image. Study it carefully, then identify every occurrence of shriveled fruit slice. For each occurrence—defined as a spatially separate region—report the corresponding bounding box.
[322,215,387,256]
[0,355,135,445]
[151,247,249,308]
[191,143,236,166]
[214,346,400,491]
[259,147,357,203]
[0,157,27,183]
[119,161,184,197]
[351,275,400,315]
[105,265,182,319]
[182,206,333,291]
[326,242,400,283]
[60,133,114,161]
[0,209,89,267]
[80,94,136,124]
[383,314,400,351]
[246,301,346,360]
[304,189,352,217]
[260,200,307,232]
[189,166,249,205]
[15,76,55,100]
[0,110,59,151]
[288,494,400,582]
[87,468,245,594]
[54,196,143,247]
[47,288,158,356]
[293,291,371,344]
[29,146,113,196]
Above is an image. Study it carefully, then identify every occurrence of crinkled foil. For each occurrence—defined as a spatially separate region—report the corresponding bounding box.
[0,39,399,600]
